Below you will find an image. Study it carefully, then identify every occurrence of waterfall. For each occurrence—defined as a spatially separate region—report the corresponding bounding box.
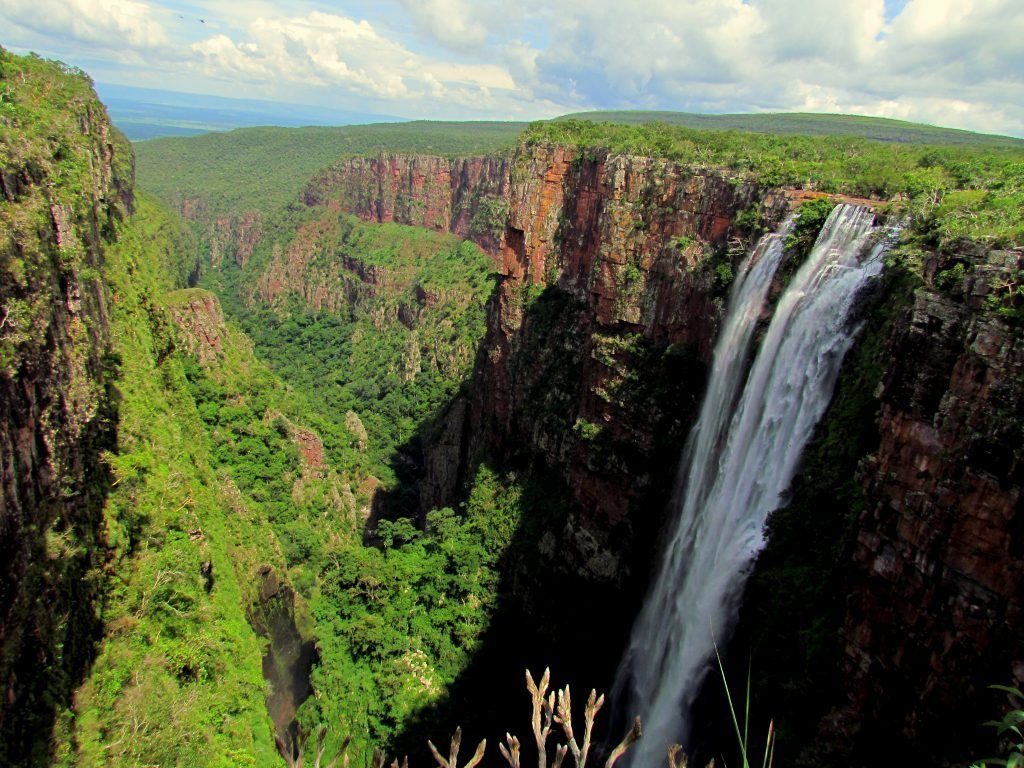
[615,204,887,765]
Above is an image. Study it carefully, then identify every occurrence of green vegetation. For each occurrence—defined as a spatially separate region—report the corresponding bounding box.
[556,110,1024,148]
[672,234,697,251]
[204,213,496,484]
[714,260,735,293]
[1,48,137,765]
[64,194,282,767]
[0,48,131,211]
[126,97,519,765]
[135,122,525,219]
[573,418,604,441]
[986,268,1024,325]
[0,48,132,376]
[715,651,775,768]
[57,189,515,766]
[935,261,968,293]
[16,44,1022,768]
[975,685,1024,768]
[305,463,524,764]
[784,198,838,261]
[526,121,1024,249]
[469,195,511,241]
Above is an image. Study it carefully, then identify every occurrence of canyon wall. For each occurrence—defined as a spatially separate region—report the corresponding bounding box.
[827,247,1024,763]
[307,145,1023,764]
[308,146,791,583]
[0,60,133,763]
[304,153,512,255]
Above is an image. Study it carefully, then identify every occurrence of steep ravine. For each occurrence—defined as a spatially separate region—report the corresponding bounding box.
[302,146,1024,764]
[0,59,1015,761]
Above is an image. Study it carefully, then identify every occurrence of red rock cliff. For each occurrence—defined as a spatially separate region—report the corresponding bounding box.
[306,144,789,580]
[305,153,512,255]
[824,247,1024,762]
[298,144,1023,762]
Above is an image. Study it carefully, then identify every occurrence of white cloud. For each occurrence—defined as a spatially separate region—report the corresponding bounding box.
[394,0,489,49]
[184,10,544,114]
[191,34,271,80]
[1,0,1021,134]
[753,0,885,65]
[509,0,1024,135]
[0,0,169,52]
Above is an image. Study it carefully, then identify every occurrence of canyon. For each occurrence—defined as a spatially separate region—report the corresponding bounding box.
[2,50,1022,767]
[235,145,1023,764]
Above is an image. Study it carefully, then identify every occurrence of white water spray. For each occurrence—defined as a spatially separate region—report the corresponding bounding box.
[616,204,887,765]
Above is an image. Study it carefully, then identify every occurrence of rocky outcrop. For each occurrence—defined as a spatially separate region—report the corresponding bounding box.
[210,211,262,268]
[824,247,1024,763]
[461,150,788,580]
[307,147,792,575]
[283,418,357,525]
[166,288,226,364]
[305,154,512,255]
[0,55,133,764]
[250,567,318,758]
[255,213,382,312]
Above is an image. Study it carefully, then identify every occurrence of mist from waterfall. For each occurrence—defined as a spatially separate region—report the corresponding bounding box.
[615,204,887,765]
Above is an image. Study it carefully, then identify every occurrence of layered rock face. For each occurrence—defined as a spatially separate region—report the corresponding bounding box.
[210,211,262,269]
[311,145,791,582]
[462,148,792,580]
[0,62,132,762]
[307,143,1023,762]
[305,154,512,255]
[828,248,1024,762]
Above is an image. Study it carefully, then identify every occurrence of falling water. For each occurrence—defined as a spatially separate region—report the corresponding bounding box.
[615,204,887,765]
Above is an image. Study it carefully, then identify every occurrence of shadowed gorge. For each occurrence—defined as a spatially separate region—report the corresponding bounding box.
[2,44,1024,768]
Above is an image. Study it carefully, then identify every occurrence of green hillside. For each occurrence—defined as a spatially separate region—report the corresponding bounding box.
[558,110,1024,147]
[134,121,526,218]
[527,120,1024,247]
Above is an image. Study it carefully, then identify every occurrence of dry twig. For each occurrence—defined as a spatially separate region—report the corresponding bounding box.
[499,733,521,768]
[604,717,642,768]
[667,744,687,768]
[527,668,557,768]
[428,727,486,768]
[554,685,605,768]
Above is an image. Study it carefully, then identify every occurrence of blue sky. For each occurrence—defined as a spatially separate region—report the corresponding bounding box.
[2,0,1022,136]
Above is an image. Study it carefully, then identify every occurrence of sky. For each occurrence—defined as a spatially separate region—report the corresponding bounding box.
[2,0,1023,136]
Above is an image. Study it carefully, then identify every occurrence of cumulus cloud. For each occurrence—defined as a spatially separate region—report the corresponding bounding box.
[1,0,1021,134]
[0,0,169,53]
[511,0,1024,134]
[394,0,490,49]
[187,10,531,112]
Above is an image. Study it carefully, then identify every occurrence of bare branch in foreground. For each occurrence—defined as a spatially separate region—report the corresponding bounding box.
[604,717,642,768]
[499,733,522,768]
[527,668,556,768]
[667,744,687,768]
[428,727,486,768]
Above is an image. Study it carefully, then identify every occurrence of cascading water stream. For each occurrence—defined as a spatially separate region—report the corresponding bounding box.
[615,204,889,765]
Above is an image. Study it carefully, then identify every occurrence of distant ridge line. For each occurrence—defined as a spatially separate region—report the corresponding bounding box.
[554,110,1024,147]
